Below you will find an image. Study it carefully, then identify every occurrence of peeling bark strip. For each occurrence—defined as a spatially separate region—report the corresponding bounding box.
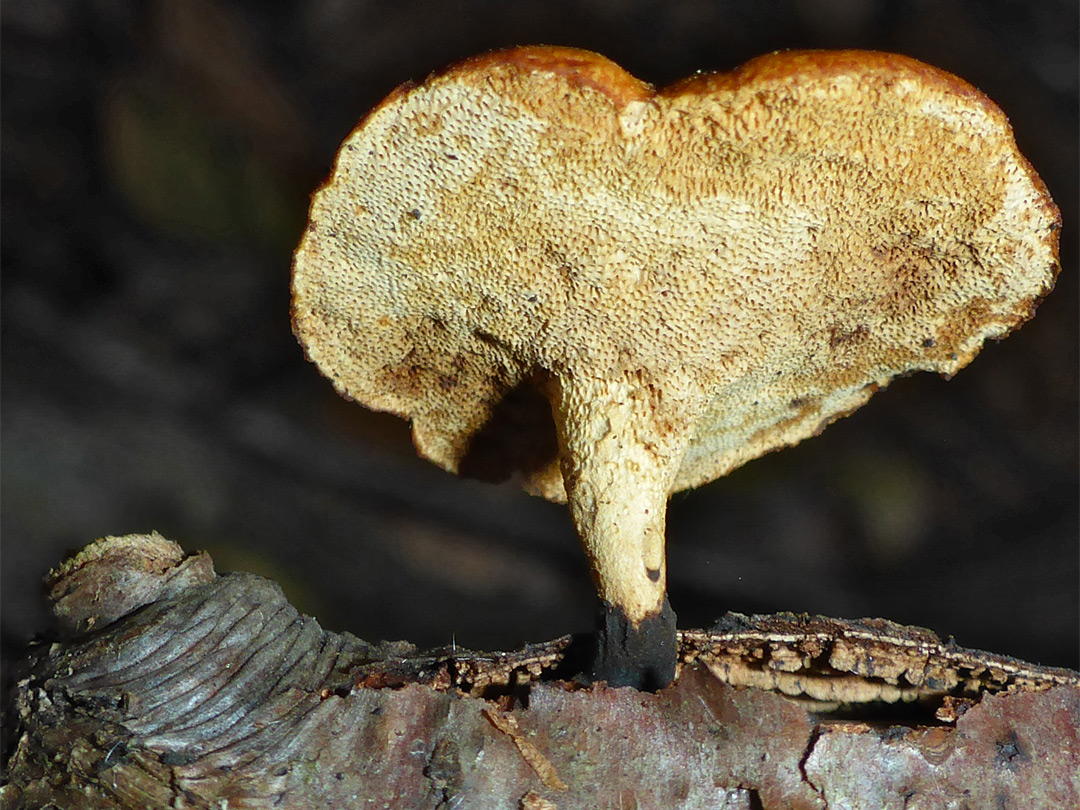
[680,614,1080,711]
[3,535,1079,809]
[483,707,568,792]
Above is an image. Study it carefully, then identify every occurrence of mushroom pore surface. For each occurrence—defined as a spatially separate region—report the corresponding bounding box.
[292,46,1059,633]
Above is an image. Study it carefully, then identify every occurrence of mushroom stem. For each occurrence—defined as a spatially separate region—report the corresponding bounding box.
[551,374,686,688]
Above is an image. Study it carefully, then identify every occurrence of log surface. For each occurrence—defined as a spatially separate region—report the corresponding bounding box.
[3,534,1078,809]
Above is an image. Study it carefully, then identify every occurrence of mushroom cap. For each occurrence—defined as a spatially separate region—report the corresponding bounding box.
[292,47,1060,504]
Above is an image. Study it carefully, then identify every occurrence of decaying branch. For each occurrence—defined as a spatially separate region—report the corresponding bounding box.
[3,533,1078,809]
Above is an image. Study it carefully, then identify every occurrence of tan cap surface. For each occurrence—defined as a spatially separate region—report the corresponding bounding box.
[293,46,1059,504]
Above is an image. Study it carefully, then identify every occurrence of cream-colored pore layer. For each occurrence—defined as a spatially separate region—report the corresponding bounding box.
[294,61,1057,502]
[331,82,818,374]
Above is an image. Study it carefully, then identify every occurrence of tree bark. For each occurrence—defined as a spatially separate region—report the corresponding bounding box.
[3,534,1078,809]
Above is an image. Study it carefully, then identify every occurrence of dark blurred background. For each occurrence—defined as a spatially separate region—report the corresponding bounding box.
[2,0,1076,671]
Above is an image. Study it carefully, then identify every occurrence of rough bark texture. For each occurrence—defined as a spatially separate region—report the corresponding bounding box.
[3,534,1077,809]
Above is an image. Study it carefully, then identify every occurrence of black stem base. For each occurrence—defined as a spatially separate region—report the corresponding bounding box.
[589,596,678,690]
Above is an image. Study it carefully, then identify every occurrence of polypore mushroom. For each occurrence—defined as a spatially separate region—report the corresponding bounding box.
[292,47,1060,690]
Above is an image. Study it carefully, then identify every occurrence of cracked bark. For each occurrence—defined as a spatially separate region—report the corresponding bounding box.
[3,534,1078,809]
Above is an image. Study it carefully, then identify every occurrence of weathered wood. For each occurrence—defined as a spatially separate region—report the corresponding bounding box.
[3,534,1078,809]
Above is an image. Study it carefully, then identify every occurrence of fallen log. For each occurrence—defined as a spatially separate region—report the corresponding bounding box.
[3,533,1077,809]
